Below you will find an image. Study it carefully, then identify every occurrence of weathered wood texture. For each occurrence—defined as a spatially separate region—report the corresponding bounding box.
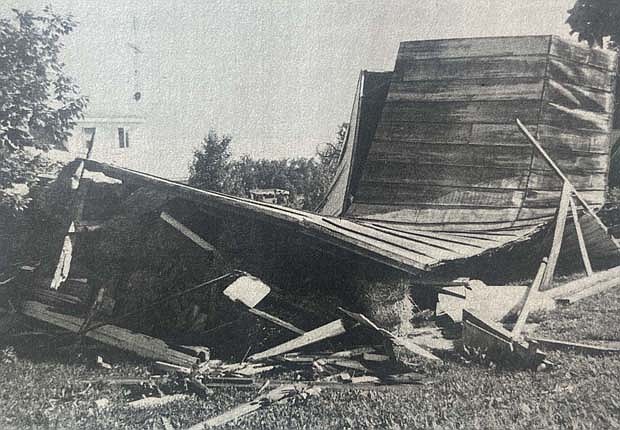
[21,301,196,366]
[345,35,617,227]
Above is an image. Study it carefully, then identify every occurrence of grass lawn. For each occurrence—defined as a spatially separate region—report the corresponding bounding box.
[2,286,620,429]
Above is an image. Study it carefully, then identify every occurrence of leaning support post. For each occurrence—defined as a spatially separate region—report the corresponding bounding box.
[569,196,593,276]
[541,181,571,289]
[512,258,547,339]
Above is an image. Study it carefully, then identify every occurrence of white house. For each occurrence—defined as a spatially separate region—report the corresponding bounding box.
[65,115,146,166]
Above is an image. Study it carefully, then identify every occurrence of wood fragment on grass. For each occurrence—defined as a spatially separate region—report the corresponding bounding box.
[338,307,442,362]
[248,319,349,362]
[184,384,312,430]
[128,394,189,409]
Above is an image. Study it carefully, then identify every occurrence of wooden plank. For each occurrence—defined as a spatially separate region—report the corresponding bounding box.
[545,79,614,113]
[185,384,307,430]
[361,161,531,190]
[541,101,612,131]
[523,189,605,209]
[541,182,571,289]
[547,58,615,91]
[511,258,547,339]
[516,119,609,229]
[368,141,534,169]
[380,99,541,124]
[397,56,548,81]
[550,36,618,71]
[387,77,544,102]
[397,36,551,60]
[21,301,196,366]
[355,182,525,208]
[338,307,442,362]
[570,196,593,276]
[527,336,620,354]
[247,319,348,362]
[160,211,215,252]
[556,277,620,305]
[374,122,474,144]
[247,308,306,335]
[49,234,74,290]
[537,124,612,153]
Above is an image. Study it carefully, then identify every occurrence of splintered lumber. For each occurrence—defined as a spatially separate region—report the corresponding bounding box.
[570,196,593,276]
[185,384,309,430]
[248,319,348,362]
[339,307,441,362]
[160,211,215,252]
[542,182,571,289]
[512,258,547,339]
[526,337,620,354]
[49,234,74,290]
[155,361,192,375]
[462,310,547,369]
[21,301,196,366]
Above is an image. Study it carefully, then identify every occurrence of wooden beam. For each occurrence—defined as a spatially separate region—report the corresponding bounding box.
[541,181,571,289]
[527,336,620,354]
[247,307,306,335]
[512,258,547,339]
[160,211,215,252]
[339,307,442,362]
[248,319,348,362]
[556,276,620,305]
[569,196,593,276]
[21,301,196,366]
[462,310,547,369]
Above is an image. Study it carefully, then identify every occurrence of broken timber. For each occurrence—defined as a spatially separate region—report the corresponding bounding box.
[526,337,620,355]
[511,258,547,339]
[462,310,548,369]
[21,301,196,366]
[339,307,441,362]
[248,319,348,362]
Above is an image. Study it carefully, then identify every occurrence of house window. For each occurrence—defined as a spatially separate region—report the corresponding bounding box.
[118,128,129,148]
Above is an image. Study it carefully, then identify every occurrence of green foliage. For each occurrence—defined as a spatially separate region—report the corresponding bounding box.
[0,6,87,212]
[188,125,346,211]
[567,0,620,48]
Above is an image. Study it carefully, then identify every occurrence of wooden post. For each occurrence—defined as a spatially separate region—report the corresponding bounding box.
[569,196,593,276]
[541,181,571,289]
[512,258,547,339]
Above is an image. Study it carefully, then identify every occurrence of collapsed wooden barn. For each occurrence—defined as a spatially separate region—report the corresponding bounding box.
[43,35,620,334]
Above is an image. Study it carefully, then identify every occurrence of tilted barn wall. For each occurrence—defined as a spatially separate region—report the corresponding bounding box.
[343,35,617,230]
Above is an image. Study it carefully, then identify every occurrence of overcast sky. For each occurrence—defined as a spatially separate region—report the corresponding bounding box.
[4,0,577,177]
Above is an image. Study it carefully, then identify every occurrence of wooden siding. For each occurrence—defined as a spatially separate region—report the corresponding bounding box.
[346,35,617,228]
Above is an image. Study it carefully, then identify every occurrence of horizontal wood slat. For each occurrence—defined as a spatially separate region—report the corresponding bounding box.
[397,36,551,60]
[547,58,615,91]
[397,56,548,81]
[380,100,541,124]
[550,36,618,71]
[387,78,544,102]
[544,79,614,113]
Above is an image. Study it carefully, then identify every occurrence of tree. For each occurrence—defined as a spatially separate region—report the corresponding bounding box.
[188,130,233,192]
[566,0,620,48]
[0,7,87,212]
